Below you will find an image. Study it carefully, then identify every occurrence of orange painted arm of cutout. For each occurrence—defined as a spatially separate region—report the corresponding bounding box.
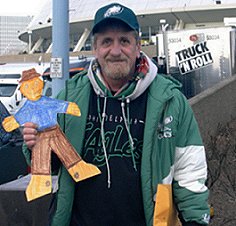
[66,102,81,117]
[2,115,20,132]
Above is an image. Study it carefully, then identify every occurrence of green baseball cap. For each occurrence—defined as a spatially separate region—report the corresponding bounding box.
[92,3,140,34]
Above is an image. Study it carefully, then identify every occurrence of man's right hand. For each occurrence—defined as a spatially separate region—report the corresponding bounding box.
[23,122,38,150]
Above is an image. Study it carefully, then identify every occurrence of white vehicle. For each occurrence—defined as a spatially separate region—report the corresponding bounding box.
[155,26,236,98]
[0,57,94,114]
[0,62,51,114]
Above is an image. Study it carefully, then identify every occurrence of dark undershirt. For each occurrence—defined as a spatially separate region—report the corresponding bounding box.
[70,88,148,226]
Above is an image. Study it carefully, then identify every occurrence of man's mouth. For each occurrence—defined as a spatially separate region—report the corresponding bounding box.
[107,59,126,64]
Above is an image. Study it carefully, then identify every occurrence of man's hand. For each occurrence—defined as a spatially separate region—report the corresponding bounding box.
[66,102,81,117]
[23,122,38,150]
[2,115,20,132]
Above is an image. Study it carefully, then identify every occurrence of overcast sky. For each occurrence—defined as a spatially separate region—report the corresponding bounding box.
[0,0,48,16]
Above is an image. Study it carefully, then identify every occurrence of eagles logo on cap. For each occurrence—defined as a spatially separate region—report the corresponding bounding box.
[92,3,140,34]
[104,5,123,18]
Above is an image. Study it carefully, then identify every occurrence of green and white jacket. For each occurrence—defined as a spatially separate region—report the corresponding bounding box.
[23,55,210,226]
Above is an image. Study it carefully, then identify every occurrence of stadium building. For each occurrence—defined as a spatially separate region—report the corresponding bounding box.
[18,0,236,54]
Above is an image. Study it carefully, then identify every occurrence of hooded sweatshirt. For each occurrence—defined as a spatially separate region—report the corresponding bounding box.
[70,53,155,226]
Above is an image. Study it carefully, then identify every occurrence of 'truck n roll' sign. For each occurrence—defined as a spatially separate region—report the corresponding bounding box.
[176,41,213,74]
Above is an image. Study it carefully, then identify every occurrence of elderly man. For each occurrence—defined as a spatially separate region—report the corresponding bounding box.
[22,3,210,226]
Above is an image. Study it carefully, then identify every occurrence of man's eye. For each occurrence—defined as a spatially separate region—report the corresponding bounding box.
[121,39,130,45]
[102,39,111,46]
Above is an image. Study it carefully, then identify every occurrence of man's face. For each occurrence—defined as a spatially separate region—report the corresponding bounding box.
[93,27,141,81]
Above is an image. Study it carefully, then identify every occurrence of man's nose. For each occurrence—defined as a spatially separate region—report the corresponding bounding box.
[110,42,122,56]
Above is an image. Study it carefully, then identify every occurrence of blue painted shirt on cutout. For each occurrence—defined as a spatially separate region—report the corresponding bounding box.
[14,96,69,131]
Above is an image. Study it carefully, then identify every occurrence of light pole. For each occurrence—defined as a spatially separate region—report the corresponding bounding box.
[51,0,69,97]
[160,19,169,74]
[27,30,32,53]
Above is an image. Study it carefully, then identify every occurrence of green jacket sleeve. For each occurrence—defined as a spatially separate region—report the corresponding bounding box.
[22,142,32,166]
[173,94,210,225]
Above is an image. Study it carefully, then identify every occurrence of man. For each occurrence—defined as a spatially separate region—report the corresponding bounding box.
[22,3,210,226]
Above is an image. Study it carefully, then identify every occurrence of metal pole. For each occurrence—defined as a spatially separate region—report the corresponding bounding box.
[162,23,169,74]
[148,26,152,43]
[160,19,169,75]
[156,35,159,59]
[28,30,32,53]
[51,0,69,97]
[162,24,170,75]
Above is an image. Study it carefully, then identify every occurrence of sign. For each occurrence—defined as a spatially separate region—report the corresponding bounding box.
[50,58,63,78]
[175,41,213,74]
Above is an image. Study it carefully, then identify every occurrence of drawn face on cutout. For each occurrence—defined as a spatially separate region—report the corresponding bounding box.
[20,77,44,100]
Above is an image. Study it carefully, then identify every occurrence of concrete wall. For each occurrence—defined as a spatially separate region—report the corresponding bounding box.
[189,75,236,146]
[190,75,236,226]
[0,51,94,64]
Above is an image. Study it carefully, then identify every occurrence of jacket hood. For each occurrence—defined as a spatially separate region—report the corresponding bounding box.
[150,73,183,103]
[87,52,157,101]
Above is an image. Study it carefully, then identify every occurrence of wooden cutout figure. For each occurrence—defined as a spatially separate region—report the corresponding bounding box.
[2,68,101,201]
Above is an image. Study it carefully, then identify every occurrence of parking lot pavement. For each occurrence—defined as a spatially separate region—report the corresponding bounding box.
[0,174,58,226]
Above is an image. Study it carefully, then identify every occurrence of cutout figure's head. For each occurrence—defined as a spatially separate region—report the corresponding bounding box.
[20,68,44,100]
